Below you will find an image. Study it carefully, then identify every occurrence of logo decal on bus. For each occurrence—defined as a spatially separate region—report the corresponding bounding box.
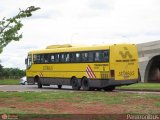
[119,47,132,59]
[39,72,43,77]
[86,65,96,78]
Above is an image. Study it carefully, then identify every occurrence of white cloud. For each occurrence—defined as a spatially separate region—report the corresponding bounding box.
[0,0,160,69]
[88,0,114,11]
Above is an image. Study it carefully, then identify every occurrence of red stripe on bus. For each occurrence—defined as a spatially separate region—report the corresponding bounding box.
[86,69,92,78]
[87,67,94,78]
[88,65,96,78]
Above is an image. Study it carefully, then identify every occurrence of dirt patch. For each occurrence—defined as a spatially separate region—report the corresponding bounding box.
[0,100,127,120]
[0,100,126,114]
[124,97,160,114]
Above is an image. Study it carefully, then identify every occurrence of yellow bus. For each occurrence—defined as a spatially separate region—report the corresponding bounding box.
[25,44,140,91]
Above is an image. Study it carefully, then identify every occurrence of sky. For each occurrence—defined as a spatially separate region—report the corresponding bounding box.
[0,0,160,69]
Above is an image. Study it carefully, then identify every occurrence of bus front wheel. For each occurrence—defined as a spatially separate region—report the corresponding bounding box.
[71,77,81,90]
[57,85,62,89]
[37,79,42,88]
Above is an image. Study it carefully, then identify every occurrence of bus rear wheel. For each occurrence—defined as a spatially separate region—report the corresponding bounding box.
[82,77,91,91]
[57,85,62,89]
[71,77,81,90]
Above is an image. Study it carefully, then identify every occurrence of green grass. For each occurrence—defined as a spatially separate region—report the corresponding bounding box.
[0,91,159,104]
[0,91,128,104]
[72,92,125,104]
[155,102,160,107]
[0,91,73,102]
[0,79,19,85]
[0,107,29,114]
[117,83,160,90]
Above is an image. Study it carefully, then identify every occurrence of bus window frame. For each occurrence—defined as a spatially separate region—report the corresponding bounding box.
[32,49,109,64]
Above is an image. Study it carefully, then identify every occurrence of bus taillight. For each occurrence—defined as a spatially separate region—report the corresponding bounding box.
[111,70,115,77]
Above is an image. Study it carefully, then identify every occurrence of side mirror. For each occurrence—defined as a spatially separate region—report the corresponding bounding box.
[25,58,28,64]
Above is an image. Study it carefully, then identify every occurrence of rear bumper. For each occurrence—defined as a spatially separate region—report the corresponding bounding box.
[89,79,138,88]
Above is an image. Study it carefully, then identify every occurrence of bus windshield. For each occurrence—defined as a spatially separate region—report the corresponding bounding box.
[26,54,32,69]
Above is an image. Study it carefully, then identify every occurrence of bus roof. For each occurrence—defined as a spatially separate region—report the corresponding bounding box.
[28,44,135,54]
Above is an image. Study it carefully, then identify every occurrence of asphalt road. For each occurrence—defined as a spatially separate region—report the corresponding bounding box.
[0,85,73,92]
[0,85,160,94]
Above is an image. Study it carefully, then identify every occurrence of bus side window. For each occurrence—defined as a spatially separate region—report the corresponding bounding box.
[40,54,49,63]
[75,53,81,62]
[70,53,76,62]
[82,52,88,62]
[44,54,50,63]
[65,53,70,62]
[88,52,94,62]
[55,54,59,63]
[40,54,44,63]
[60,54,65,63]
[102,51,109,62]
[51,54,55,63]
[95,51,101,62]
[34,54,40,64]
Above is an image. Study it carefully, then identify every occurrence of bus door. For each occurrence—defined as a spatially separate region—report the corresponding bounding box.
[110,45,139,80]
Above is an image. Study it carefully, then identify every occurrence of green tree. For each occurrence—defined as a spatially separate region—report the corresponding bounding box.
[0,6,40,53]
[2,68,9,78]
[0,64,3,77]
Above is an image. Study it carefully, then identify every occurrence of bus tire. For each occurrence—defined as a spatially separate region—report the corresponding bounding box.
[37,79,42,88]
[58,85,62,89]
[103,86,115,91]
[71,77,81,90]
[82,77,91,91]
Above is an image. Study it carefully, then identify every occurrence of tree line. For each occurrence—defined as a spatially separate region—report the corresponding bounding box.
[0,64,25,79]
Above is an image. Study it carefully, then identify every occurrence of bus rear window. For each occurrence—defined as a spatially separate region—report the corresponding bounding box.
[102,51,109,62]
[94,50,109,62]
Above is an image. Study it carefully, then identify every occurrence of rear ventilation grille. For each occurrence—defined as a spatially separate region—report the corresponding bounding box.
[100,72,109,79]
